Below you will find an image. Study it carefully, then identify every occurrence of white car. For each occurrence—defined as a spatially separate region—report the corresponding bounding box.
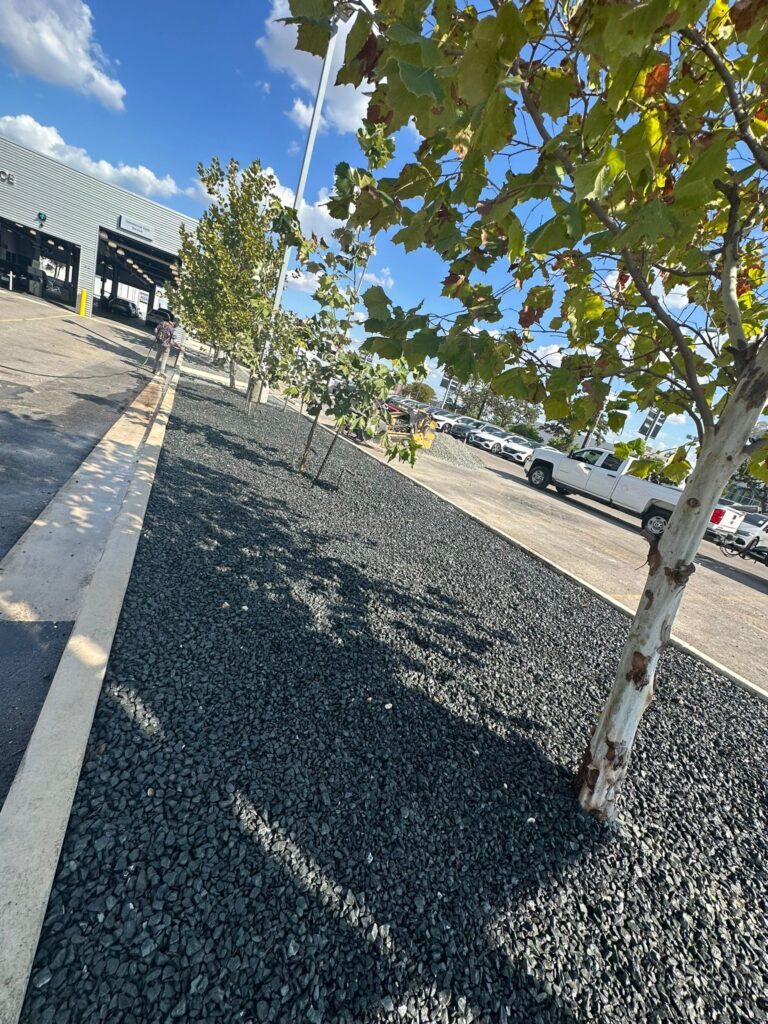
[429,408,462,431]
[499,434,538,464]
[467,423,512,451]
[728,511,768,550]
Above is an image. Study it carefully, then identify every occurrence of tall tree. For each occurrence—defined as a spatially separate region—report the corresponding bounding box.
[167,157,287,390]
[459,378,541,423]
[291,0,768,819]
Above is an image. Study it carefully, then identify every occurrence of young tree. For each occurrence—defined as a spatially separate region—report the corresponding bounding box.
[291,0,768,819]
[167,157,287,392]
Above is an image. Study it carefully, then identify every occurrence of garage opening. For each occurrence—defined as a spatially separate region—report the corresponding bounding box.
[94,228,179,330]
[0,217,81,306]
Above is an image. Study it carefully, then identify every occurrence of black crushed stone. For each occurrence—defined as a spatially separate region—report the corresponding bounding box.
[20,380,768,1024]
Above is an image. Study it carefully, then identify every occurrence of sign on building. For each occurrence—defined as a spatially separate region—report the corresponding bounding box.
[0,169,15,185]
[118,214,153,241]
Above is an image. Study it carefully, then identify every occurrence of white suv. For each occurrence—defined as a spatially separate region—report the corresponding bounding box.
[467,423,512,452]
[499,434,538,464]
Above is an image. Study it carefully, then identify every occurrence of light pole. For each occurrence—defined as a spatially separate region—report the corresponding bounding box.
[257,2,355,404]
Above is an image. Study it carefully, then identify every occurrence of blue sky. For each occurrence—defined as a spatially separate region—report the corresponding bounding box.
[0,0,695,446]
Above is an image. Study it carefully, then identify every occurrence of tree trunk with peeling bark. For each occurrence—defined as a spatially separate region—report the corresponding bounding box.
[299,410,321,475]
[578,345,768,820]
[245,370,257,415]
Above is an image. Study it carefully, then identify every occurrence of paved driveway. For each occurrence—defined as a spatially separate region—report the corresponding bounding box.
[0,290,153,558]
[382,439,768,692]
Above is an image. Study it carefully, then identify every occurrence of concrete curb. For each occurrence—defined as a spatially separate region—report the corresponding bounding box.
[0,372,180,1024]
[290,395,767,706]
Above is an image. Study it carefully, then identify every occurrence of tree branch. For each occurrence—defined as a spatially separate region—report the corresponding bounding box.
[679,27,768,174]
[714,178,750,375]
[518,79,716,433]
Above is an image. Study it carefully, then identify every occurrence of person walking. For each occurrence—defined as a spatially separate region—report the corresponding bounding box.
[152,318,175,375]
[169,318,184,367]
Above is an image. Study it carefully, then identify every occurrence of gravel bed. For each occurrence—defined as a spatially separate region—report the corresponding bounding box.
[21,381,767,1024]
[422,430,486,470]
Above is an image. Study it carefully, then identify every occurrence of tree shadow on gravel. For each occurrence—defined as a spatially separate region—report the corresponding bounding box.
[22,402,611,1024]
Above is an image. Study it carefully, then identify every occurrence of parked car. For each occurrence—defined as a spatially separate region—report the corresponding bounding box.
[146,307,174,329]
[466,424,512,452]
[446,416,486,440]
[108,297,139,318]
[727,511,768,550]
[498,434,540,464]
[524,445,740,536]
[429,409,462,432]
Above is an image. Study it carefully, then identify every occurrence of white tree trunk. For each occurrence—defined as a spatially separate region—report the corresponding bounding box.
[229,357,237,390]
[578,345,768,820]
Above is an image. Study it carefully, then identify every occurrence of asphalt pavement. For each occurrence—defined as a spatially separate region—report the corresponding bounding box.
[0,290,153,558]
[0,290,154,800]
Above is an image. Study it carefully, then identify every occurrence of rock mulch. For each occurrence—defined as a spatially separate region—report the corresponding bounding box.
[421,431,486,470]
[20,381,768,1024]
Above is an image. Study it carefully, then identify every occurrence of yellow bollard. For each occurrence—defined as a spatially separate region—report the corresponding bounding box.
[78,288,88,316]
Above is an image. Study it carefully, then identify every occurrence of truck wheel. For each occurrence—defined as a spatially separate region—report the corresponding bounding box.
[642,508,671,536]
[555,486,570,496]
[528,464,552,490]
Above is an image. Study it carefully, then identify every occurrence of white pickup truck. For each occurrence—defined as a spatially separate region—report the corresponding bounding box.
[523,445,744,536]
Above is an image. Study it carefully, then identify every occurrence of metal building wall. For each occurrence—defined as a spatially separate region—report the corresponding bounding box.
[0,136,197,313]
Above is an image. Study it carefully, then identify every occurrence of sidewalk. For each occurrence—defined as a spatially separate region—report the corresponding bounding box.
[0,368,178,1023]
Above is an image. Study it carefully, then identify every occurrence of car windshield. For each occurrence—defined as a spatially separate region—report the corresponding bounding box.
[507,435,532,446]
[744,513,768,527]
[483,426,507,436]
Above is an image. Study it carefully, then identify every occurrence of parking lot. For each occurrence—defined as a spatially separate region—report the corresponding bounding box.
[376,434,767,693]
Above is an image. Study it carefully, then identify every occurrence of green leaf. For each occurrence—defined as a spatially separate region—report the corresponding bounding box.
[496,2,528,60]
[662,446,693,483]
[363,285,391,321]
[403,330,440,363]
[528,215,572,255]
[492,366,540,401]
[675,131,730,206]
[336,13,374,85]
[457,17,502,105]
[573,148,625,201]
[398,61,443,101]
[362,335,402,360]
[537,67,576,118]
[543,395,570,420]
[470,89,514,158]
[504,212,524,260]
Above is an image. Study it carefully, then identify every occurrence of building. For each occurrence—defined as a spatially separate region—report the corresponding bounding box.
[0,135,197,316]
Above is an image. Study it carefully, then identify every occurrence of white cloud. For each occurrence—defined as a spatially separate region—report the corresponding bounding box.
[0,114,201,200]
[0,0,125,109]
[256,0,369,134]
[363,266,394,289]
[287,96,327,132]
[535,343,563,367]
[661,284,690,310]
[287,268,320,294]
[665,412,687,425]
